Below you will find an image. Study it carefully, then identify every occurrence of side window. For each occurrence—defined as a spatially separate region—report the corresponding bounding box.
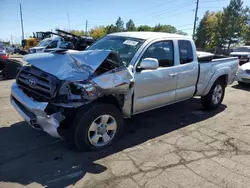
[141,41,174,67]
[178,40,193,64]
[46,41,58,49]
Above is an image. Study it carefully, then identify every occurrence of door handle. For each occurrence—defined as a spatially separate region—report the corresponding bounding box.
[169,73,178,77]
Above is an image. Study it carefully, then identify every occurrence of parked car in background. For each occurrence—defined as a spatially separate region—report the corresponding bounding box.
[5,46,15,54]
[0,49,22,79]
[10,32,239,151]
[236,62,250,85]
[0,49,8,60]
[230,46,250,65]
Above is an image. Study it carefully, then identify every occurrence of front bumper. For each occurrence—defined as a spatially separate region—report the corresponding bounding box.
[10,82,63,138]
[236,72,250,83]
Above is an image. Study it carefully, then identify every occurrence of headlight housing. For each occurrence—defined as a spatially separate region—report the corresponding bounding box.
[59,81,98,100]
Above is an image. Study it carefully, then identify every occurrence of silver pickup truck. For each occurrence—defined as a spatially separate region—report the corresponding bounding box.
[10,32,239,151]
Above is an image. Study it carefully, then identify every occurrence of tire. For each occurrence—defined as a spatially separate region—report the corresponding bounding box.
[201,79,225,110]
[1,59,22,79]
[238,81,246,86]
[66,102,124,151]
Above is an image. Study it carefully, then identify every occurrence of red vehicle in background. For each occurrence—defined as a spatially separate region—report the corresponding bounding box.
[0,49,8,60]
[0,49,22,79]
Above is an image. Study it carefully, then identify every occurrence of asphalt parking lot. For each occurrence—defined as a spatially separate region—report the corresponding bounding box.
[0,77,250,188]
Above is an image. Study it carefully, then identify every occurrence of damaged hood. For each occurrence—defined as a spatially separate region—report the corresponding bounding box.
[23,50,113,80]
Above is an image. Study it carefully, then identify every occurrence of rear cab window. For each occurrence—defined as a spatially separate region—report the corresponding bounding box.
[178,40,193,64]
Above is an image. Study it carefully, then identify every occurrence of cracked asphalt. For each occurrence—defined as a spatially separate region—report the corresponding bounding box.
[0,77,250,188]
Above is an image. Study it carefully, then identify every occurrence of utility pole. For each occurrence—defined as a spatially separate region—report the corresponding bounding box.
[85,20,88,35]
[20,3,24,40]
[10,35,13,45]
[192,0,199,40]
[67,12,71,30]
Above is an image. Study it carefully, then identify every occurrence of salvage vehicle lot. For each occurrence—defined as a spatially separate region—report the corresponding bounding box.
[1,79,250,188]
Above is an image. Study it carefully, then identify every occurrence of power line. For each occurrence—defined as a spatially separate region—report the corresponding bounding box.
[176,23,194,28]
[201,0,227,2]
[128,0,183,15]
[181,28,193,31]
[89,0,196,25]
[149,0,196,17]
[199,6,224,9]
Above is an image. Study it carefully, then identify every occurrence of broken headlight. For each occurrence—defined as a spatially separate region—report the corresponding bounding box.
[59,81,98,100]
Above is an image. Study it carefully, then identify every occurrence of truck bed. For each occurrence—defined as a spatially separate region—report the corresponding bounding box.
[195,56,239,96]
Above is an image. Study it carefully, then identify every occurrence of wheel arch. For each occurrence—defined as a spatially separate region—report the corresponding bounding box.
[97,95,124,110]
[202,69,229,96]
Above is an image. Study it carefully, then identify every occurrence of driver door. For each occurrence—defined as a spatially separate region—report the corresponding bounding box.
[133,40,179,113]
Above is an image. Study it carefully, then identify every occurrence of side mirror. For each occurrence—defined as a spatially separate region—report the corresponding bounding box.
[140,58,159,70]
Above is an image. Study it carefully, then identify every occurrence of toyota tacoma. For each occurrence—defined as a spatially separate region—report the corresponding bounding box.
[11,32,239,151]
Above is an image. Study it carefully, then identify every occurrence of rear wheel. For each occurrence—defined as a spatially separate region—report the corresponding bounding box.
[66,102,124,151]
[201,79,225,110]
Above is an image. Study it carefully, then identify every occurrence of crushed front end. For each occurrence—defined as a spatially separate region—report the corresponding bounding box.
[10,50,133,138]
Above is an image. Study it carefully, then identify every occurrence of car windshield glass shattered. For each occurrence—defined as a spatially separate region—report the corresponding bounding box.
[88,36,144,66]
[233,47,250,52]
[37,40,52,47]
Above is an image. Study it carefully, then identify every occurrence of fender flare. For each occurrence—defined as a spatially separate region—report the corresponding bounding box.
[202,67,230,96]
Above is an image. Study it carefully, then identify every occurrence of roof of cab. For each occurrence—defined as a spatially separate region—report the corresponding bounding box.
[108,32,191,40]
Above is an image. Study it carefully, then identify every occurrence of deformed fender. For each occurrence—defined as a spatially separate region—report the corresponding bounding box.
[202,67,230,96]
[91,65,134,95]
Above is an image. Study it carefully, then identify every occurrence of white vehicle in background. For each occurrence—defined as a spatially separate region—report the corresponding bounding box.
[230,46,250,65]
[236,62,250,85]
[29,36,64,54]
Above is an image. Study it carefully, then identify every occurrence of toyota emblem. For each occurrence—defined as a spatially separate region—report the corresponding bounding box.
[27,77,37,88]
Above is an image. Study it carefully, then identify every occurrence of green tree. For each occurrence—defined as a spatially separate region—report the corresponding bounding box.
[90,26,107,39]
[137,25,152,31]
[195,11,216,49]
[115,17,124,32]
[243,25,250,45]
[222,0,249,49]
[126,19,136,31]
[71,30,85,36]
[153,24,177,33]
[212,11,226,49]
[106,24,118,34]
[176,30,188,36]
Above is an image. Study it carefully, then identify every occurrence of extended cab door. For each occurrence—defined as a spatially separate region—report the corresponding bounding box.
[175,40,199,101]
[133,40,179,113]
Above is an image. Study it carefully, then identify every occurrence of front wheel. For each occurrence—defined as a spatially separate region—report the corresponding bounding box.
[238,81,246,86]
[67,102,124,151]
[201,79,225,110]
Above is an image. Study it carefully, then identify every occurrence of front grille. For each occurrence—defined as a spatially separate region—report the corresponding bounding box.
[16,66,59,102]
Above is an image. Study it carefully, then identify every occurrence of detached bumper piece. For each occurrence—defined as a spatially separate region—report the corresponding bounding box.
[11,83,63,138]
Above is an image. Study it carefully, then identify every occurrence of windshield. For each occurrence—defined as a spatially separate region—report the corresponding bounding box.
[233,47,250,52]
[88,36,145,66]
[37,40,52,47]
